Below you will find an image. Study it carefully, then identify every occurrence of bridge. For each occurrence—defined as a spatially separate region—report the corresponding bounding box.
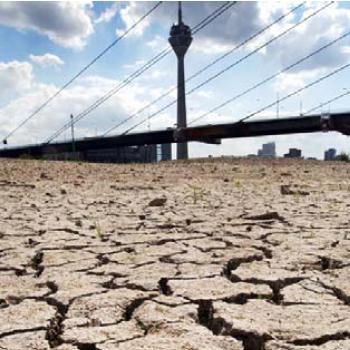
[1,112,349,159]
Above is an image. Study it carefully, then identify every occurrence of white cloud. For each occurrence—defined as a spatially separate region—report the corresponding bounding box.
[118,2,296,55]
[196,90,214,99]
[0,60,33,99]
[146,35,167,51]
[117,2,262,45]
[116,1,153,37]
[191,39,233,55]
[266,2,350,73]
[0,73,172,146]
[122,59,146,70]
[119,1,350,72]
[95,2,119,24]
[0,2,94,49]
[29,53,64,68]
[139,69,169,81]
[274,70,322,93]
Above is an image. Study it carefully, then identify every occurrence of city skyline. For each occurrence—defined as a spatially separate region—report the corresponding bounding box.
[255,141,343,160]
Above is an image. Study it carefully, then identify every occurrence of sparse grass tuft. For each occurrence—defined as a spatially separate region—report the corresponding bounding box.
[94,221,103,240]
[184,184,209,204]
[233,179,241,188]
[136,319,148,332]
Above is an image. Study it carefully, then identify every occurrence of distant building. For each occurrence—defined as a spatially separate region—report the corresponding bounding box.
[161,143,172,161]
[76,145,157,163]
[257,142,276,158]
[284,148,302,158]
[324,148,337,161]
[44,143,172,164]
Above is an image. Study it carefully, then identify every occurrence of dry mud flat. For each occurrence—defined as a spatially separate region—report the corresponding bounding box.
[0,157,349,350]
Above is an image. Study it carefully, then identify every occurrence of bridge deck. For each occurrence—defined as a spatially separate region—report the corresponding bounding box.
[1,112,349,158]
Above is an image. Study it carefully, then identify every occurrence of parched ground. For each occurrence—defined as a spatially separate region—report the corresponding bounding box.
[0,157,349,350]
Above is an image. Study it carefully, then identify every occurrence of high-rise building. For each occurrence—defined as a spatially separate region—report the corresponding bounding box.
[169,2,192,160]
[257,142,276,158]
[284,148,302,158]
[161,143,172,161]
[324,148,337,161]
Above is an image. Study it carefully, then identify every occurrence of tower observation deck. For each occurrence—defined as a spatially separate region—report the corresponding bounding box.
[169,2,192,160]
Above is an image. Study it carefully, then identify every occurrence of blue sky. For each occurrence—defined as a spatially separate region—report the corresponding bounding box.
[0,1,350,159]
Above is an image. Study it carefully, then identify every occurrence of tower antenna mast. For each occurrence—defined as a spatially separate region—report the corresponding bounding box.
[178,1,183,23]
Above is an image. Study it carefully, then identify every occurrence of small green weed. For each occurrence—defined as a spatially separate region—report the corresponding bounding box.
[94,221,103,240]
[184,184,208,204]
[233,179,241,188]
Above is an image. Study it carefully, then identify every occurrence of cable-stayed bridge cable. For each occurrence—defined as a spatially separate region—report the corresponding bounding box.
[45,48,171,144]
[305,89,350,115]
[236,62,350,124]
[2,1,163,144]
[103,1,304,136]
[45,1,237,144]
[187,2,305,84]
[189,28,350,125]
[119,1,333,136]
[192,1,237,34]
[185,2,333,99]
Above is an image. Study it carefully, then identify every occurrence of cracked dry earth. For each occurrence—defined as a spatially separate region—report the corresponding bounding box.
[0,157,349,350]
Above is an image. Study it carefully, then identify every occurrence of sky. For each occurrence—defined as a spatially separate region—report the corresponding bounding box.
[1,1,350,159]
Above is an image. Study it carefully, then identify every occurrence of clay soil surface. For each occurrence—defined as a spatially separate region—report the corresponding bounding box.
[0,157,349,350]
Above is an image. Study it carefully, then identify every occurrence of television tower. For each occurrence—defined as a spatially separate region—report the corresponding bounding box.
[169,1,192,160]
